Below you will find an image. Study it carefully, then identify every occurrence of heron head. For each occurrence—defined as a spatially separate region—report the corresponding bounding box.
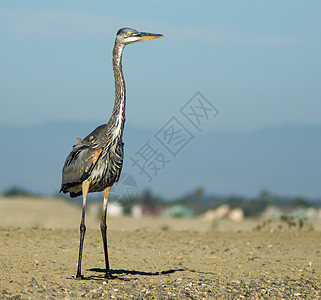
[115,28,163,45]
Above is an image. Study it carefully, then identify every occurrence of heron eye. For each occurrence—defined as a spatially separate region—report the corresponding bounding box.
[125,32,131,37]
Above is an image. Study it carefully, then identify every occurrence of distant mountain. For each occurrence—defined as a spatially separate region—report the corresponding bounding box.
[1,122,320,200]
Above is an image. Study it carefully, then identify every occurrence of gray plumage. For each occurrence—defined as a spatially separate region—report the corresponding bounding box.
[59,123,124,197]
[59,27,163,279]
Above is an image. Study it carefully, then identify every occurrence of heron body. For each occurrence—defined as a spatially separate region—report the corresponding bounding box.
[59,28,163,279]
[60,124,124,197]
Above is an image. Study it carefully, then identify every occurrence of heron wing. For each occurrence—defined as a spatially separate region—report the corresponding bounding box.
[60,140,103,192]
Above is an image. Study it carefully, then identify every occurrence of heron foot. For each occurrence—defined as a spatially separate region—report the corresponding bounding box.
[75,273,85,280]
[105,272,117,279]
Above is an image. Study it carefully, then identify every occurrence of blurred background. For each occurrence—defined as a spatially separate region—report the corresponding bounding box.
[1,0,320,213]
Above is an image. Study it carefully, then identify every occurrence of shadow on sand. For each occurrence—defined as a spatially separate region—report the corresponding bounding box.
[75,268,185,281]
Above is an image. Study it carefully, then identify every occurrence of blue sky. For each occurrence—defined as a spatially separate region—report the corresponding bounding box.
[1,0,321,133]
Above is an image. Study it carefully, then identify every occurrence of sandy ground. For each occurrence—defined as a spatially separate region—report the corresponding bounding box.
[0,197,321,299]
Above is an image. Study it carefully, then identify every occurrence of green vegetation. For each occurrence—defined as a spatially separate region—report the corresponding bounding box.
[121,189,165,215]
[2,186,36,197]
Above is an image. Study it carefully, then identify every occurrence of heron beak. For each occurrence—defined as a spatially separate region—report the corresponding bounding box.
[136,32,163,41]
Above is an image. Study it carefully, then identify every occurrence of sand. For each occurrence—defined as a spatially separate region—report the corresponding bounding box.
[0,197,320,299]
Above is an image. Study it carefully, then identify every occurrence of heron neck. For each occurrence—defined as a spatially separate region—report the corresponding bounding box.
[110,43,126,139]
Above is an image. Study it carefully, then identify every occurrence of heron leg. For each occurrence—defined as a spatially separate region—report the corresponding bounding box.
[100,186,116,279]
[76,180,89,279]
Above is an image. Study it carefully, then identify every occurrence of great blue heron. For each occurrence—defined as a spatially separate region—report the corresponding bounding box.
[59,28,163,279]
